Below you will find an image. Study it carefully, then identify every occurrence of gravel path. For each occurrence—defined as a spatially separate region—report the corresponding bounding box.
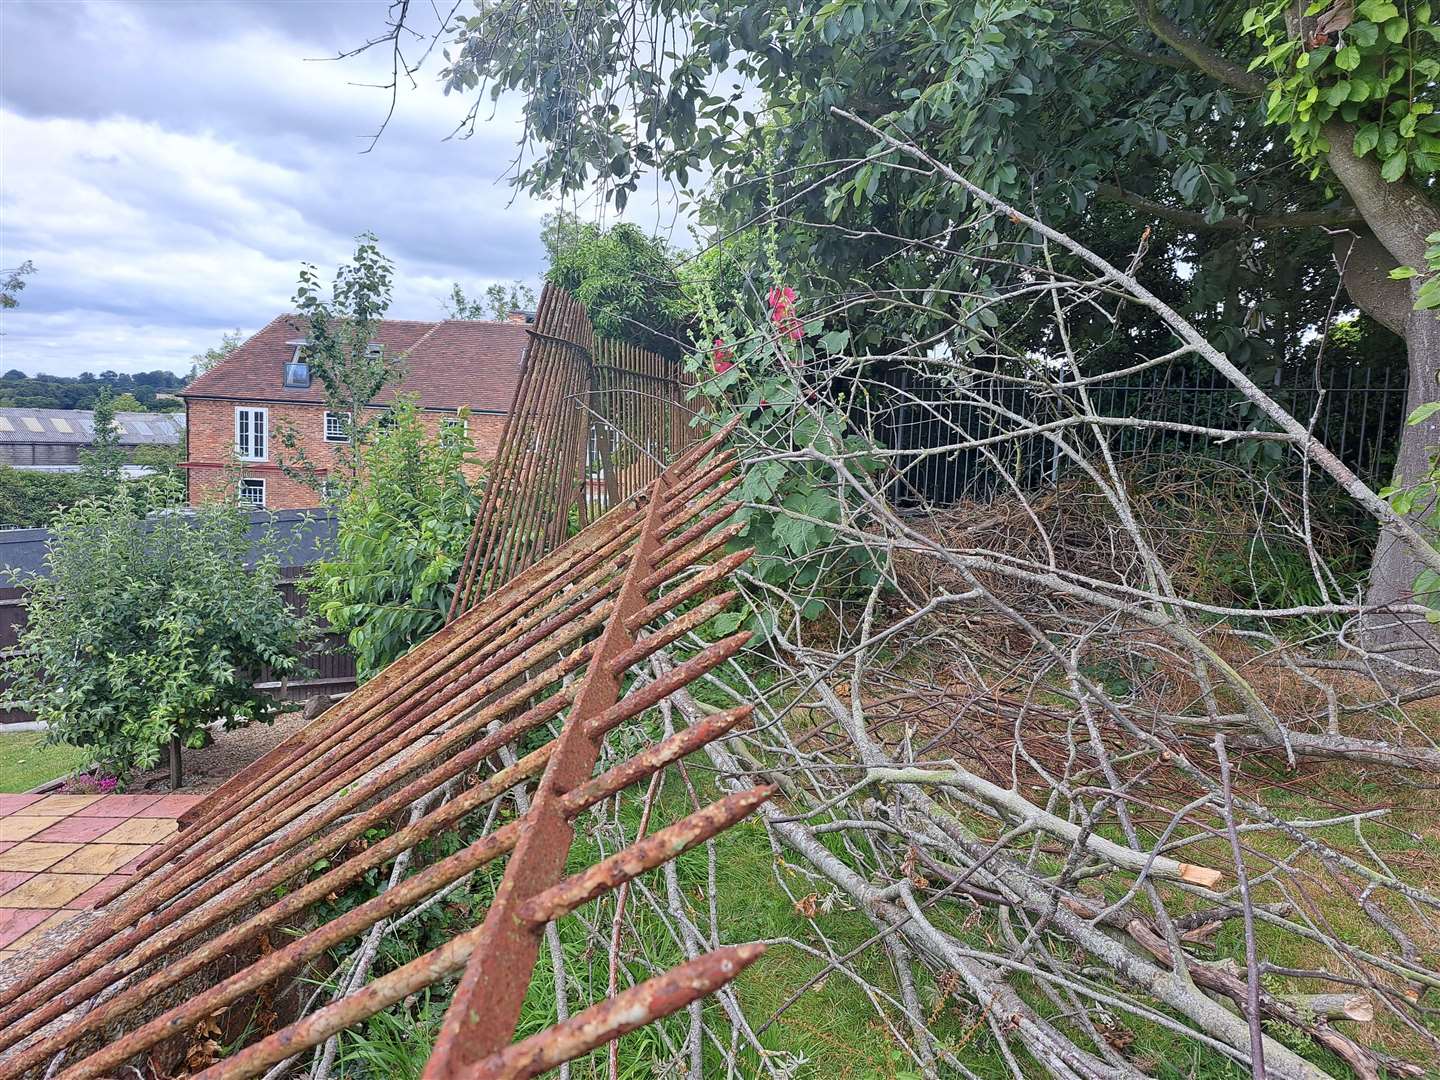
[126,707,314,794]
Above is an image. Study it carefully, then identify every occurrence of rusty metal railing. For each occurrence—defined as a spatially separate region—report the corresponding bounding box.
[451,286,696,617]
[0,418,760,1080]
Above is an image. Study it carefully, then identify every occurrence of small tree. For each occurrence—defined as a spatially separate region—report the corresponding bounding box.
[188,329,243,379]
[1,476,310,781]
[79,387,124,497]
[284,233,401,494]
[305,399,480,679]
[443,280,536,320]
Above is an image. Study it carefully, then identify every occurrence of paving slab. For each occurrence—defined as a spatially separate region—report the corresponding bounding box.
[0,791,204,967]
[0,842,82,872]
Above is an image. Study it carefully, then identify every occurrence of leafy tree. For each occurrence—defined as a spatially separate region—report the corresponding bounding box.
[1,476,310,780]
[443,280,537,320]
[426,0,1435,605]
[305,398,481,679]
[188,329,244,379]
[541,212,694,355]
[284,232,402,493]
[0,468,88,529]
[110,392,145,412]
[79,388,125,496]
[0,369,186,410]
[1,261,36,309]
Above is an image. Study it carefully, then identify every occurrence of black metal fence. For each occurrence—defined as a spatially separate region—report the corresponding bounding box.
[867,364,1408,506]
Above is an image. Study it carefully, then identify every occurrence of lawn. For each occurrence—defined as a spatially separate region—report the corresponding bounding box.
[0,730,86,793]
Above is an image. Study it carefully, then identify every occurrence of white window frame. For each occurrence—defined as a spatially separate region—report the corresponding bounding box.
[238,477,266,508]
[324,411,350,442]
[235,407,268,461]
[440,415,468,447]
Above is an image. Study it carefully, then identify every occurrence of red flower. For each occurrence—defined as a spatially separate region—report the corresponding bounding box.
[767,286,803,342]
[712,337,735,373]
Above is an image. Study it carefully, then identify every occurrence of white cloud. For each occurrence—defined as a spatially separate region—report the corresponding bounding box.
[0,0,689,377]
[0,0,556,376]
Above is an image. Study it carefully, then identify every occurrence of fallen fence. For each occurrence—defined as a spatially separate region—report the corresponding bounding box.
[0,383,755,1073]
[452,285,695,615]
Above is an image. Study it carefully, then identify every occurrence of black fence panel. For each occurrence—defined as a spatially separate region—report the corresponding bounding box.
[866,364,1407,506]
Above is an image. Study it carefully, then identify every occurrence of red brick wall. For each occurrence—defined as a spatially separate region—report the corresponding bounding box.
[184,398,507,510]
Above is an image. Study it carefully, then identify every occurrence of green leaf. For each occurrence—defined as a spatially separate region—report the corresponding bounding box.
[1334,45,1361,70]
[1357,0,1400,21]
[711,611,746,635]
[1380,151,1408,180]
[1390,265,1419,279]
[1407,402,1440,425]
[1353,124,1380,156]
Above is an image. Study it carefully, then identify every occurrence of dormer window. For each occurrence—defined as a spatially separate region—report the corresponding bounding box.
[284,339,312,388]
[365,342,385,359]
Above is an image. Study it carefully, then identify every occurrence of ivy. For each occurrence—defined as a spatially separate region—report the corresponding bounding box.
[1244,0,1440,178]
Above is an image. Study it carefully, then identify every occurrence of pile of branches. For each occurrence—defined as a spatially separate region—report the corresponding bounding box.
[632,135,1440,1078]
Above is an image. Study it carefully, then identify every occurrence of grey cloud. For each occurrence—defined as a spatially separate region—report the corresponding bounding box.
[0,0,559,377]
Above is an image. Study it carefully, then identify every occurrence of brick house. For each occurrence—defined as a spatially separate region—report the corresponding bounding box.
[180,315,531,509]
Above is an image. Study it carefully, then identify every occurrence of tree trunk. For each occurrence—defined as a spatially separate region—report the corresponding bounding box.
[1324,136,1440,657]
[1363,290,1440,650]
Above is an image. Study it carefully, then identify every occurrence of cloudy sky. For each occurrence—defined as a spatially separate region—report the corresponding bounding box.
[0,0,665,377]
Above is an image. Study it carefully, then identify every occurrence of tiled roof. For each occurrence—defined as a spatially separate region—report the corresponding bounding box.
[181,315,531,413]
[0,408,185,446]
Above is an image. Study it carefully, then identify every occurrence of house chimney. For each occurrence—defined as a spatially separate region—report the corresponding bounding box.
[505,309,537,325]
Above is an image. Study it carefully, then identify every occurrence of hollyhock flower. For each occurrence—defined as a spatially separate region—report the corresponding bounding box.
[768,286,803,341]
[712,338,735,374]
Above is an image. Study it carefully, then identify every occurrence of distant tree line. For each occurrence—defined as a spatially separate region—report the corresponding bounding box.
[0,369,186,412]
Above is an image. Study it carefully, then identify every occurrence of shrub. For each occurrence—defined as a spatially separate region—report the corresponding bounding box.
[687,283,883,636]
[305,399,481,680]
[0,476,310,779]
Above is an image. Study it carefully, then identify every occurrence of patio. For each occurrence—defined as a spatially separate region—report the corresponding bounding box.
[0,791,203,961]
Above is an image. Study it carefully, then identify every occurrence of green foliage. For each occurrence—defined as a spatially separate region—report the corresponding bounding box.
[0,368,185,411]
[305,399,481,680]
[0,467,89,529]
[443,280,537,320]
[188,329,244,379]
[1244,0,1439,179]
[541,213,694,355]
[437,0,1420,379]
[0,477,311,779]
[1381,398,1440,616]
[79,387,124,497]
[688,286,883,636]
[1388,229,1440,310]
[1,260,36,309]
[287,232,401,494]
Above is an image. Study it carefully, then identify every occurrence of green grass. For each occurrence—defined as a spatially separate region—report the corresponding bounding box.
[300,653,1440,1079]
[0,730,86,792]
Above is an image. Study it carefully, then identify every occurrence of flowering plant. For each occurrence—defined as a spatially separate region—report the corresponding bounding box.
[62,772,121,795]
[687,282,882,638]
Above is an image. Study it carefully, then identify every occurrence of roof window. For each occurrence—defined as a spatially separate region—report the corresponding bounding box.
[284,361,311,389]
